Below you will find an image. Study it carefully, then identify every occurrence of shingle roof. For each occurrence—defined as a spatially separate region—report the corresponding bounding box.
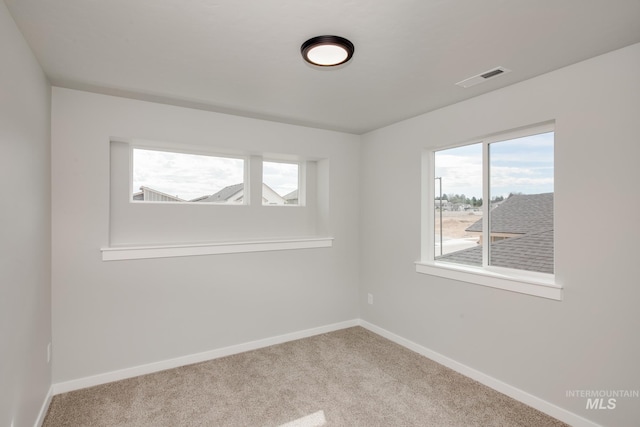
[438,192,554,274]
[436,230,554,274]
[436,245,482,267]
[283,189,298,200]
[198,183,244,202]
[466,193,553,234]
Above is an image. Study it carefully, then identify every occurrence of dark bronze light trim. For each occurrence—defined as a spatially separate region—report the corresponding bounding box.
[301,35,355,67]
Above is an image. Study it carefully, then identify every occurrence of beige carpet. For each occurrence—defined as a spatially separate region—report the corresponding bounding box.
[43,327,567,426]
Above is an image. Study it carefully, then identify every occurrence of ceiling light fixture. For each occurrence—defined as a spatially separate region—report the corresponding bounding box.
[301,35,354,67]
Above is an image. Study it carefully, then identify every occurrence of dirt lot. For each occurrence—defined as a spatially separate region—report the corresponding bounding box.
[434,211,482,239]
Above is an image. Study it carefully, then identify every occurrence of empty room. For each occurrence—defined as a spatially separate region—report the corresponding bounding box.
[2,1,639,426]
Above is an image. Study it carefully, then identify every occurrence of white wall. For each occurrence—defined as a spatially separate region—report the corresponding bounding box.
[51,88,361,383]
[360,43,640,426]
[0,2,52,426]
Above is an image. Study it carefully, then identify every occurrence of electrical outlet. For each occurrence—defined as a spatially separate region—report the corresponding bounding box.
[47,343,51,363]
[367,293,373,305]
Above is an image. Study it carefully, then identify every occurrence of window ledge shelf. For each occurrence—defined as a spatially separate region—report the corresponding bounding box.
[102,237,334,261]
[415,261,562,300]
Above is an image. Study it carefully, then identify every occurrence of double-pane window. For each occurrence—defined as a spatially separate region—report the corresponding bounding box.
[433,127,554,275]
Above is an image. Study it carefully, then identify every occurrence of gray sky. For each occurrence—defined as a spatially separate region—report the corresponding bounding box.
[434,131,554,199]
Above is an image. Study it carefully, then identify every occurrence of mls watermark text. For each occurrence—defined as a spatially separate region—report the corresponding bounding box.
[565,390,639,410]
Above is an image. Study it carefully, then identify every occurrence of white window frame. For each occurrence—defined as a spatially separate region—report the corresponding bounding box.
[129,143,249,205]
[262,159,306,207]
[416,122,562,300]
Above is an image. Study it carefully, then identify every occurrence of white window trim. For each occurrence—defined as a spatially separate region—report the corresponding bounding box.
[417,122,562,300]
[415,262,562,300]
[101,237,334,261]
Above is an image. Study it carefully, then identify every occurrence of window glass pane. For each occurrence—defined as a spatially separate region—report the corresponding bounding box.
[262,161,299,205]
[433,143,483,266]
[132,148,245,203]
[489,132,554,273]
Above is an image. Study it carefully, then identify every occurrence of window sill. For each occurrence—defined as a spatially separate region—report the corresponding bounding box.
[102,237,334,261]
[415,261,562,300]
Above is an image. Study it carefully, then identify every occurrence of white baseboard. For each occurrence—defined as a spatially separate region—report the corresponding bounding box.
[52,319,359,395]
[358,320,600,427]
[34,385,53,427]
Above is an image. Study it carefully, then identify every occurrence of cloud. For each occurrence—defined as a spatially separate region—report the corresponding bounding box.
[133,149,244,200]
[435,144,483,197]
[435,132,554,198]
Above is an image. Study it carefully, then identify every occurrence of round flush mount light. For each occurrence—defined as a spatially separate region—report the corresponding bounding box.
[301,35,354,67]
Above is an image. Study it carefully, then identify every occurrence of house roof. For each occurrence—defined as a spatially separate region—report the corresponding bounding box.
[283,189,298,200]
[134,186,185,202]
[439,192,554,274]
[466,193,553,235]
[189,183,288,203]
[198,183,244,203]
[436,230,554,274]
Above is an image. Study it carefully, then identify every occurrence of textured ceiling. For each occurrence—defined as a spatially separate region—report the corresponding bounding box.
[5,0,640,134]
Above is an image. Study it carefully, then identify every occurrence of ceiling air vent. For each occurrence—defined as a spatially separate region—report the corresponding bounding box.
[455,66,511,88]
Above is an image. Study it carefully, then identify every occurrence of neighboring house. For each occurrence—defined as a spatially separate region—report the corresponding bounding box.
[469,192,553,244]
[434,199,453,211]
[196,183,287,205]
[197,183,245,203]
[434,200,475,211]
[283,189,298,204]
[262,184,288,205]
[133,183,291,204]
[437,193,554,274]
[133,186,185,202]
